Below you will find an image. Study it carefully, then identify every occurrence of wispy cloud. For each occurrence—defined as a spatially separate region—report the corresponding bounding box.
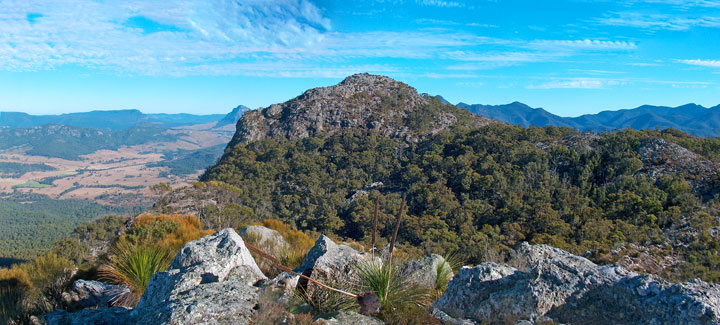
[678,59,720,68]
[527,78,621,89]
[594,12,720,30]
[529,39,637,50]
[619,0,720,8]
[416,0,465,8]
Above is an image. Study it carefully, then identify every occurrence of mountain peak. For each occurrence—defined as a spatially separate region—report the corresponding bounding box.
[226,74,492,146]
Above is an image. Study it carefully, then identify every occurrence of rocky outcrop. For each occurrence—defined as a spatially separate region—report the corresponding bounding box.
[227,73,491,148]
[267,235,375,300]
[43,228,267,325]
[61,280,130,309]
[400,254,451,289]
[433,242,720,324]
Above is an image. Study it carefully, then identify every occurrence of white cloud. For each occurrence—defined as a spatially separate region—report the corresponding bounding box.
[594,12,720,30]
[527,78,620,89]
[529,39,637,50]
[678,59,720,68]
[619,0,720,8]
[417,0,464,8]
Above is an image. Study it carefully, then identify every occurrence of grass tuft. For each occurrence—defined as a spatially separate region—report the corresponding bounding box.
[98,241,171,306]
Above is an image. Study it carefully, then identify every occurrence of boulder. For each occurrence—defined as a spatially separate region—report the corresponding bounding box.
[42,308,132,325]
[433,242,720,324]
[316,311,384,325]
[399,254,451,289]
[62,279,130,308]
[239,225,288,255]
[43,228,267,325]
[266,235,375,300]
[134,228,266,323]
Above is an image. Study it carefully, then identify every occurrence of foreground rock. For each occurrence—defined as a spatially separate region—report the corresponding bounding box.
[268,235,376,300]
[239,225,288,255]
[43,228,266,324]
[61,279,130,309]
[400,254,452,289]
[317,311,385,325]
[433,242,720,324]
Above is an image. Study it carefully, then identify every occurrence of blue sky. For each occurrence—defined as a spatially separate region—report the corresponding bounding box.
[0,0,718,116]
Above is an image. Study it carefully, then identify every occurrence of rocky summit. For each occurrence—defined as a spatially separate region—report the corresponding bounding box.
[226,73,492,148]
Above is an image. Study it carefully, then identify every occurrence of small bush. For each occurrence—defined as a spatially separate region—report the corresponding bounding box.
[99,242,172,306]
[356,260,433,324]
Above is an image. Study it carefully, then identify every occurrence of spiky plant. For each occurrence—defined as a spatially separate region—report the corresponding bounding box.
[99,241,171,306]
[435,252,465,296]
[356,259,433,323]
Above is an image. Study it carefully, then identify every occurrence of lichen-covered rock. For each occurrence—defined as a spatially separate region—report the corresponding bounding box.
[400,254,451,289]
[316,311,384,325]
[433,242,720,324]
[296,235,374,291]
[42,228,267,325]
[239,225,288,255]
[266,235,375,300]
[62,279,130,308]
[42,307,132,325]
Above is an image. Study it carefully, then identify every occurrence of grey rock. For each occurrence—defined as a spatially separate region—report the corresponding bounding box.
[434,242,720,324]
[42,228,267,325]
[399,254,452,289]
[296,235,374,290]
[239,225,288,255]
[65,279,130,308]
[267,235,376,301]
[316,311,384,325]
[43,307,132,325]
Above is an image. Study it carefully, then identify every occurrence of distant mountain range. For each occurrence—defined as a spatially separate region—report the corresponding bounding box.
[0,108,249,130]
[457,101,720,137]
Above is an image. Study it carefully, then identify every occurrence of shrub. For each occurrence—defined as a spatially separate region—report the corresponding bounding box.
[98,241,172,306]
[356,259,433,324]
[0,267,32,324]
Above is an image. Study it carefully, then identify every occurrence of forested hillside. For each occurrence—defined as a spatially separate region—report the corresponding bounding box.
[0,194,125,263]
[197,124,720,282]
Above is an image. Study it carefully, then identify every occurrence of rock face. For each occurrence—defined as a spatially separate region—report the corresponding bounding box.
[227,73,491,148]
[44,228,267,325]
[62,280,130,309]
[433,242,720,324]
[400,254,451,289]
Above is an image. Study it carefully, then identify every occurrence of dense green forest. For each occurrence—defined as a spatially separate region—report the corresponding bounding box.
[0,194,125,263]
[148,144,226,176]
[0,126,180,159]
[201,124,720,282]
[0,162,56,178]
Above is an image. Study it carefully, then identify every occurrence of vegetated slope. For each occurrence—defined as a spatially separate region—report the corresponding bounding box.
[0,109,225,130]
[163,74,720,282]
[148,144,227,176]
[0,125,180,160]
[0,193,125,262]
[459,102,720,137]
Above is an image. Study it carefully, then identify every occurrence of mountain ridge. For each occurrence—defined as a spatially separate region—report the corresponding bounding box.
[458,101,720,137]
[0,109,231,130]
